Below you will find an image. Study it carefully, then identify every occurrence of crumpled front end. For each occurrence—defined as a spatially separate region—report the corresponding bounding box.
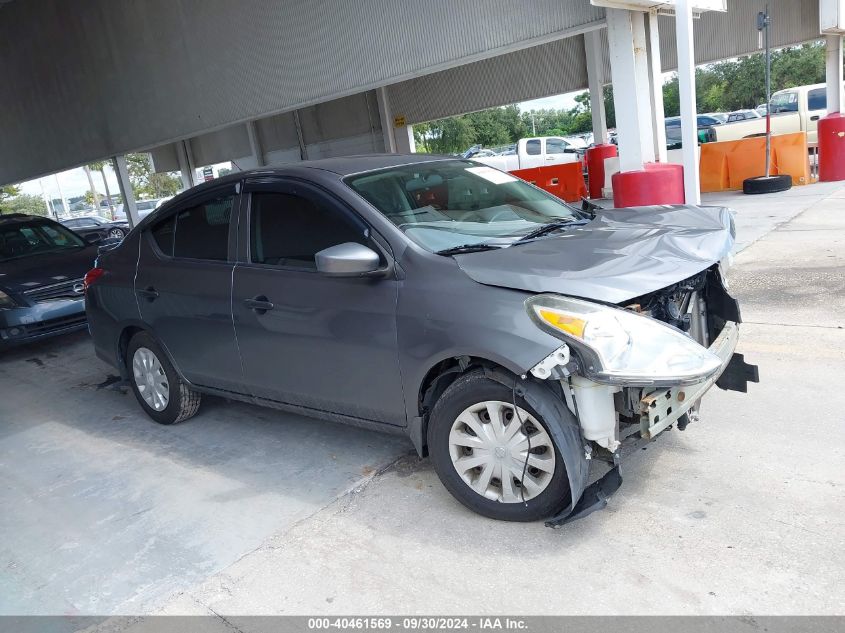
[527,265,759,526]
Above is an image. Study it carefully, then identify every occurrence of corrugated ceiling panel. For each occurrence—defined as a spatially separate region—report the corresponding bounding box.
[0,0,603,184]
[659,0,821,71]
[387,35,594,124]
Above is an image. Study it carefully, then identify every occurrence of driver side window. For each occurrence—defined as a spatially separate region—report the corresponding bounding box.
[249,192,369,269]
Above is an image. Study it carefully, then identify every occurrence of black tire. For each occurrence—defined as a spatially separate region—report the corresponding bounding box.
[427,371,571,522]
[743,175,792,195]
[108,227,126,239]
[126,331,201,425]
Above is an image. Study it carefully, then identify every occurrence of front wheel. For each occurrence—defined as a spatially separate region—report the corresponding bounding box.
[107,227,126,239]
[427,371,570,521]
[126,331,201,424]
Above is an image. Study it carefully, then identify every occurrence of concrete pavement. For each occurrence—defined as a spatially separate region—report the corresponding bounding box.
[1,183,843,623]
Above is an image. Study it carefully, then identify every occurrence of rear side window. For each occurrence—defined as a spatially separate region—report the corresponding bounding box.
[546,138,566,155]
[149,196,233,259]
[250,192,366,269]
[808,88,826,111]
[525,139,541,155]
[173,197,233,260]
[151,215,176,255]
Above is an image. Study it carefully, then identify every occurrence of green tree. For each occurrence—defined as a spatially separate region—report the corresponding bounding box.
[126,153,181,199]
[0,193,49,216]
[1,184,20,202]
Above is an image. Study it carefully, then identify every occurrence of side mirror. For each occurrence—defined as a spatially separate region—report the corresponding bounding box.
[315,242,381,276]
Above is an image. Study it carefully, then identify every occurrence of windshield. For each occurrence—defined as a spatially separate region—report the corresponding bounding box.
[345,160,580,253]
[0,219,86,262]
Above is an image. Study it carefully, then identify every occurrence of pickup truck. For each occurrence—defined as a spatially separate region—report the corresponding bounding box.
[711,82,830,144]
[469,136,582,171]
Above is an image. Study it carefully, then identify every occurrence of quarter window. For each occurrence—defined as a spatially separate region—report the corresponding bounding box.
[525,139,541,156]
[250,192,366,269]
[546,138,566,155]
[808,88,826,111]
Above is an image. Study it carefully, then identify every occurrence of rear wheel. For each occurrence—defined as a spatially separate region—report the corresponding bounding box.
[107,227,126,239]
[126,331,201,424]
[428,371,570,521]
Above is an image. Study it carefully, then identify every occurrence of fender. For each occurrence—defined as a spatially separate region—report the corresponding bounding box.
[481,366,590,522]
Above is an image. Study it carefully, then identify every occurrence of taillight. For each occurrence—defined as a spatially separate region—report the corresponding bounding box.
[83,267,105,292]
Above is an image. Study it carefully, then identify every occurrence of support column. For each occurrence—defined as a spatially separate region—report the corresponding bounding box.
[112,156,139,228]
[584,30,608,145]
[647,11,667,163]
[246,120,265,167]
[826,34,843,114]
[674,0,701,204]
[395,124,415,153]
[376,86,397,153]
[176,140,195,191]
[632,12,656,163]
[292,110,308,160]
[607,8,654,171]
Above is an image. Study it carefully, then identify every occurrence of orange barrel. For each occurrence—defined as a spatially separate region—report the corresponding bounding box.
[611,163,684,207]
[818,113,845,182]
[586,143,618,198]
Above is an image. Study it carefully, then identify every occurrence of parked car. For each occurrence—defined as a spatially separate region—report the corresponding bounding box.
[0,214,100,347]
[86,155,757,523]
[726,109,762,123]
[113,198,162,221]
[470,136,582,171]
[712,82,834,144]
[61,215,130,241]
[664,115,721,148]
[755,103,768,116]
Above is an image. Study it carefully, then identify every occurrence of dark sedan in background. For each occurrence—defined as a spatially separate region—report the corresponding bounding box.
[0,213,99,347]
[61,215,129,241]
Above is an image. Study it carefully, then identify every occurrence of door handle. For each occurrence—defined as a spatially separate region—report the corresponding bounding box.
[244,295,274,314]
[811,115,820,121]
[137,286,159,301]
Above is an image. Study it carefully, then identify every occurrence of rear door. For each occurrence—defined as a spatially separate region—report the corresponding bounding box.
[520,138,544,168]
[231,178,406,426]
[134,184,245,393]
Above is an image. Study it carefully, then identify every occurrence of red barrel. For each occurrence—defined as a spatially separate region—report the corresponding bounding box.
[586,143,618,198]
[612,162,685,207]
[818,112,845,182]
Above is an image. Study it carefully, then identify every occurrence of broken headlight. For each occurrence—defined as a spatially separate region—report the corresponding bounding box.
[526,294,722,386]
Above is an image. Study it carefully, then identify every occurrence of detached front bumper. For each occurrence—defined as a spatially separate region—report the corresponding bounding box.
[639,320,740,440]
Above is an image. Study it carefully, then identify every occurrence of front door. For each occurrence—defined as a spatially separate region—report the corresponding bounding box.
[231,180,406,426]
[135,185,244,393]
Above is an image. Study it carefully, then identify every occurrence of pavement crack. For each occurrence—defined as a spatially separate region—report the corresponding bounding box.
[744,321,843,330]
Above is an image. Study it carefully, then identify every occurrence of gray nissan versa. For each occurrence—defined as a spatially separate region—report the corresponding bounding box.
[85,154,758,524]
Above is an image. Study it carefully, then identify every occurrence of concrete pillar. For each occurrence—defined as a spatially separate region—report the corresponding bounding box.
[395,125,415,153]
[112,156,139,228]
[376,86,397,153]
[584,30,608,145]
[606,8,654,171]
[246,120,265,167]
[647,12,667,163]
[674,0,701,204]
[826,34,843,115]
[176,140,196,191]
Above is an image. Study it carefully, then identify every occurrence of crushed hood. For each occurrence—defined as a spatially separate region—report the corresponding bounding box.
[454,205,735,304]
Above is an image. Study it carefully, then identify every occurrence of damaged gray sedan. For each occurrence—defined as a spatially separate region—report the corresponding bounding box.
[86,155,758,525]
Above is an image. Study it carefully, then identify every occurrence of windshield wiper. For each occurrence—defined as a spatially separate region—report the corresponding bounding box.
[436,243,502,256]
[515,218,587,244]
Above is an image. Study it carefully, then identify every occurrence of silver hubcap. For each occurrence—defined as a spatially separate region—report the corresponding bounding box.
[132,347,169,411]
[448,400,556,503]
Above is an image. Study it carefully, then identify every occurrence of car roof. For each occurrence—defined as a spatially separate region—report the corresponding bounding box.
[0,213,56,226]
